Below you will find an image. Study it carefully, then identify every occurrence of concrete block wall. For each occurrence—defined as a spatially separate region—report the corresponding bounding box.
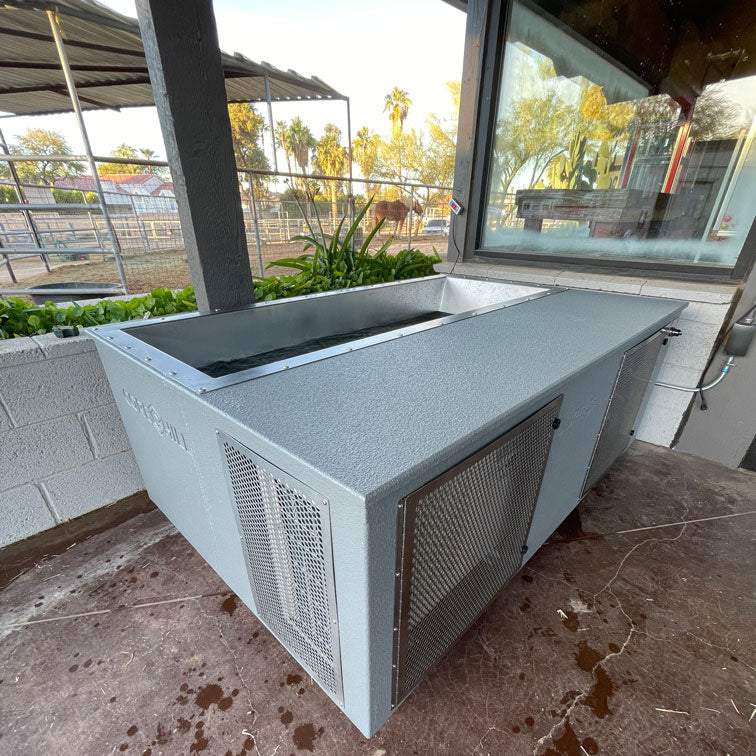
[0,332,144,547]
[436,261,736,448]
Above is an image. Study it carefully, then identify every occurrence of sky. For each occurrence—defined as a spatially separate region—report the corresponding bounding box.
[1,0,466,165]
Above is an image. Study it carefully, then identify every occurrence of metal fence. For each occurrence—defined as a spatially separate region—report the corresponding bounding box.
[0,156,453,299]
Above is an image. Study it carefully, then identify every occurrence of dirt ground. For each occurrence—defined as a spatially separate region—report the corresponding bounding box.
[1,234,448,301]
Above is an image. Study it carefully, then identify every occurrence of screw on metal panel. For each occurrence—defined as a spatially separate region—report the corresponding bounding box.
[629,429,635,436]
[392,664,397,668]
[124,345,131,350]
[521,544,528,555]
[395,572,400,577]
[552,418,561,430]
[107,336,113,340]
[168,371,176,376]
[393,627,399,632]
[215,430,219,434]
[397,503,403,509]
[198,388,206,393]
[144,357,151,362]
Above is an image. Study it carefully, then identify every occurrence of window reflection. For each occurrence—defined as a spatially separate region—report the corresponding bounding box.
[482,1,756,270]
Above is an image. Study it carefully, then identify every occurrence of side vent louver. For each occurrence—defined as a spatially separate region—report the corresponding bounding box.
[582,330,666,497]
[219,432,343,704]
[392,396,562,705]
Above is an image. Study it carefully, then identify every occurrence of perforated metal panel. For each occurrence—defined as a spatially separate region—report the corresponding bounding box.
[219,432,343,704]
[581,330,666,496]
[392,396,562,704]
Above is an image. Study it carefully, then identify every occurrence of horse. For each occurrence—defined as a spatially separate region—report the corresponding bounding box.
[374,198,424,235]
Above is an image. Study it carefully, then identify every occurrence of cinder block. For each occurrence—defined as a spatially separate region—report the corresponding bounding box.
[0,484,57,547]
[0,337,43,369]
[0,414,94,489]
[42,451,144,521]
[32,331,96,359]
[82,403,131,457]
[664,319,722,371]
[0,401,12,432]
[656,362,704,387]
[0,350,114,426]
[635,387,693,447]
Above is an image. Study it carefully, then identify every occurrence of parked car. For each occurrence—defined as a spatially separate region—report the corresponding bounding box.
[421,217,449,235]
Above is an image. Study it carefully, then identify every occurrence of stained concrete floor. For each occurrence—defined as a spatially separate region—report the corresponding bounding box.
[1,441,754,756]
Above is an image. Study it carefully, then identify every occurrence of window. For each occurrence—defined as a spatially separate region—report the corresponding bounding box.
[479,0,756,277]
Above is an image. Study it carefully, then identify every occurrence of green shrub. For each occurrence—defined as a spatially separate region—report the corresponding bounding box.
[0,252,440,339]
[0,286,198,339]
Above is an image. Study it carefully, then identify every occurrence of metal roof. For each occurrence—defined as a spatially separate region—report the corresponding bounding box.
[0,0,345,116]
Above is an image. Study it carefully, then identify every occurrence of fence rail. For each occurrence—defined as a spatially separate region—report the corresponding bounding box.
[0,155,454,297]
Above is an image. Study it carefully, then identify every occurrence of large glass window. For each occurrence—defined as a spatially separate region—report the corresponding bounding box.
[481,0,756,274]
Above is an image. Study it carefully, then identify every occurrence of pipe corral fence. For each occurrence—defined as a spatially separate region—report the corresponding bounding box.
[0,154,455,298]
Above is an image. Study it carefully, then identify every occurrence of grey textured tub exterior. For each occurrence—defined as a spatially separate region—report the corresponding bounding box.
[89,282,684,735]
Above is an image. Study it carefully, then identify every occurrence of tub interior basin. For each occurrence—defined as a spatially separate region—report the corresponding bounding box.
[118,275,552,390]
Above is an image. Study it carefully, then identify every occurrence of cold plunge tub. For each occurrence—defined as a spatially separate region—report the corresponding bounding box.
[89,274,685,736]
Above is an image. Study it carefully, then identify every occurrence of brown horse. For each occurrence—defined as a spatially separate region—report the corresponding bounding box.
[374,198,423,235]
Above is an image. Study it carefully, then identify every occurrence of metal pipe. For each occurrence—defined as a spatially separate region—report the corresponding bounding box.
[249,174,265,276]
[656,356,735,393]
[46,10,130,294]
[263,75,278,174]
[0,127,50,271]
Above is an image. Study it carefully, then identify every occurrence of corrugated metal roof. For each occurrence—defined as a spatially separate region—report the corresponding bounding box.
[0,0,345,116]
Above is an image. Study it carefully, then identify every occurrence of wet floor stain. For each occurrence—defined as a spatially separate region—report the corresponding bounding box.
[574,641,603,672]
[292,723,324,751]
[279,707,294,726]
[194,682,234,712]
[221,595,239,616]
[189,720,209,753]
[286,674,302,686]
[126,725,138,736]
[541,720,599,755]
[583,666,613,719]
[561,611,580,632]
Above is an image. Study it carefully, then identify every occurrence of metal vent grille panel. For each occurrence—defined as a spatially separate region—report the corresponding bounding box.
[219,433,343,703]
[393,397,562,703]
[582,331,666,496]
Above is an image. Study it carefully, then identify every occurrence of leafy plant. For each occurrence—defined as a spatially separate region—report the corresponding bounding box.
[0,287,197,339]
[1,201,441,338]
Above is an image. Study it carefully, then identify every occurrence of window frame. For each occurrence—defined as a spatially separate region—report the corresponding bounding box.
[459,0,756,282]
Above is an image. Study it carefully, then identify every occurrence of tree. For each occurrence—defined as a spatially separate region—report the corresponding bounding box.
[0,128,84,185]
[99,144,143,175]
[314,124,347,223]
[228,102,270,196]
[352,127,380,200]
[274,120,295,176]
[290,117,315,175]
[99,143,165,176]
[384,87,411,139]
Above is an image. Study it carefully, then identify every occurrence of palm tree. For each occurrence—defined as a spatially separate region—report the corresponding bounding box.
[384,88,411,139]
[274,120,295,177]
[352,126,380,200]
[315,124,347,224]
[290,117,315,178]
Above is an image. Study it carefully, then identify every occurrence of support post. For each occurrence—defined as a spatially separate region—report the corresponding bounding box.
[47,11,129,293]
[135,0,255,313]
[345,97,354,222]
[0,127,50,272]
[249,174,265,276]
[264,75,278,174]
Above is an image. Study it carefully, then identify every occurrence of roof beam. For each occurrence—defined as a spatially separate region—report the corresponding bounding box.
[0,27,144,57]
[0,61,149,73]
[135,0,255,313]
